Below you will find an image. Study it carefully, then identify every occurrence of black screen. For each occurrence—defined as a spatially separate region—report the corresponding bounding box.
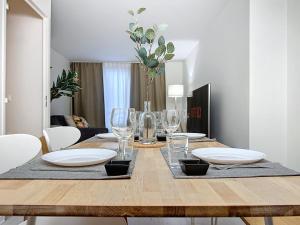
[187,84,211,137]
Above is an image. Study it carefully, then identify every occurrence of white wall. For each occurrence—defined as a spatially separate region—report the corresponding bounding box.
[249,0,287,163]
[183,0,250,148]
[50,48,71,115]
[6,0,43,137]
[286,0,300,171]
[165,61,185,110]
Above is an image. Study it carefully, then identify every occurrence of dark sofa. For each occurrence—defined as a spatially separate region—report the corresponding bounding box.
[51,115,108,143]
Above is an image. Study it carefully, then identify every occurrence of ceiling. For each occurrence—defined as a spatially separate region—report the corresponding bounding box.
[51,0,230,62]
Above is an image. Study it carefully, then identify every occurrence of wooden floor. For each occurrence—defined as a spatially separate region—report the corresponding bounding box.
[243,217,300,225]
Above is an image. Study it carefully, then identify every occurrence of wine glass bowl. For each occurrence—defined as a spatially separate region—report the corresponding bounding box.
[111,108,135,158]
[162,109,181,135]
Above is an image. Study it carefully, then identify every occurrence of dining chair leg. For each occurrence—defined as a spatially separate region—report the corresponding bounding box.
[210,217,218,225]
[124,217,128,225]
[191,217,195,225]
[26,217,36,225]
[264,217,274,225]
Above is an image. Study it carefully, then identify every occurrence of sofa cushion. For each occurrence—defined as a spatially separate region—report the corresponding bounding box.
[72,115,89,128]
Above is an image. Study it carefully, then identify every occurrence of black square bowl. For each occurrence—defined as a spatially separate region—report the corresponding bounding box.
[179,159,209,176]
[105,160,131,176]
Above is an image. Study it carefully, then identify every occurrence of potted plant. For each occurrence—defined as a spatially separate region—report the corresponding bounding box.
[51,69,81,101]
[127,8,175,144]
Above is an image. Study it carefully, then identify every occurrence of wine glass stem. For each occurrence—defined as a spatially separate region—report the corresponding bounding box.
[118,138,127,160]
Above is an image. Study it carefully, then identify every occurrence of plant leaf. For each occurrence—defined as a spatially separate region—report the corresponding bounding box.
[130,34,137,42]
[147,69,157,77]
[145,28,155,41]
[137,7,146,14]
[141,35,147,44]
[128,10,134,16]
[158,36,165,46]
[134,27,144,38]
[158,64,165,75]
[167,42,175,53]
[148,53,156,60]
[155,45,166,57]
[147,58,159,68]
[129,23,137,31]
[164,53,175,61]
[138,47,147,60]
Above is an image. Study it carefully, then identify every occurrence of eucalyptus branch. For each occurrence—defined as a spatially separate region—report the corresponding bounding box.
[127,7,175,100]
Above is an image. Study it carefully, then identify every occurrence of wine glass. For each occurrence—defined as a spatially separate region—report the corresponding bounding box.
[111,108,135,158]
[162,109,181,166]
[162,109,181,136]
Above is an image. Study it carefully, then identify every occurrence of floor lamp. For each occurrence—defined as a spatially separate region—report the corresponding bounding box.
[168,85,184,131]
[168,84,184,110]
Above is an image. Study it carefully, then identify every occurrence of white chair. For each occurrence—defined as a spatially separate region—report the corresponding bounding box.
[0,134,126,225]
[43,126,81,151]
[0,134,41,174]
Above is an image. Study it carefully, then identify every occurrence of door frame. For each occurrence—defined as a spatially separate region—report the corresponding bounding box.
[0,0,6,135]
[0,0,50,135]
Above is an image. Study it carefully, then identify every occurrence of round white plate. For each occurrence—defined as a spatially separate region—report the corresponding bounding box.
[174,133,206,139]
[192,147,266,164]
[96,133,118,140]
[42,148,117,167]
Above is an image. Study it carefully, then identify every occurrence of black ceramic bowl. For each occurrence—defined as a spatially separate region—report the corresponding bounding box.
[179,159,209,176]
[105,160,131,176]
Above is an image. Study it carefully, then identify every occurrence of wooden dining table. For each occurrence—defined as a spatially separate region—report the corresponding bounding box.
[0,139,299,225]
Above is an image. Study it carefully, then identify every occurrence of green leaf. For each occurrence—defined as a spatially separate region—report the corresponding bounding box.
[145,28,155,41]
[137,7,146,14]
[128,10,134,16]
[167,42,175,53]
[147,69,157,77]
[147,58,159,68]
[137,47,147,60]
[158,36,165,46]
[129,23,137,31]
[164,53,175,61]
[141,35,147,44]
[130,34,137,42]
[148,53,156,60]
[155,45,166,57]
[134,27,144,38]
[158,64,165,75]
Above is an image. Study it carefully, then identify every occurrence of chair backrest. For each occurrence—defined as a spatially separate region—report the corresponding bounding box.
[0,134,41,174]
[43,126,81,152]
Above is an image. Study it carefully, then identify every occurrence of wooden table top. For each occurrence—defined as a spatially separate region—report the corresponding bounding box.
[0,139,300,217]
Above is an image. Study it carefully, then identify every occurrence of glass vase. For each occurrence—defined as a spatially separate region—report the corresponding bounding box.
[139,101,157,144]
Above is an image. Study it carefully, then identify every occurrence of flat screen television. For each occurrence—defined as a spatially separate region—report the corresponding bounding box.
[187,83,211,138]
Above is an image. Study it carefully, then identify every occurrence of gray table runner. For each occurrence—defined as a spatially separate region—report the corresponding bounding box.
[0,150,138,180]
[160,148,300,179]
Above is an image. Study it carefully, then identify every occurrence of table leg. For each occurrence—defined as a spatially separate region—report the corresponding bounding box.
[264,217,274,225]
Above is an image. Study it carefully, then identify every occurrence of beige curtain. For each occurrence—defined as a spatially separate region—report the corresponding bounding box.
[130,63,166,111]
[70,62,105,128]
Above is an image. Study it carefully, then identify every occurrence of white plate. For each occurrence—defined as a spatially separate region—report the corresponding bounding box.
[192,147,266,164]
[96,133,118,140]
[42,148,117,167]
[174,133,206,139]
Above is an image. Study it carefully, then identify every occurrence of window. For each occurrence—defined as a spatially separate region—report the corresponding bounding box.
[103,62,131,130]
